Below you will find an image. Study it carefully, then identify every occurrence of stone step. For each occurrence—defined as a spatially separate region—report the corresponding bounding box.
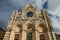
[3,39,9,40]
[3,37,9,40]
[3,36,10,40]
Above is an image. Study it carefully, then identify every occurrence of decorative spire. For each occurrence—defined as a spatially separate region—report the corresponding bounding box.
[29,3,34,8]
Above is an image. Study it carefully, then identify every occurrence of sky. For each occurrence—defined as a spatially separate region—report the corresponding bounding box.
[0,0,60,34]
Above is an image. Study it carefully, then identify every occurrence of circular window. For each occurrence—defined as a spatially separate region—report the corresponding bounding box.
[26,12,34,17]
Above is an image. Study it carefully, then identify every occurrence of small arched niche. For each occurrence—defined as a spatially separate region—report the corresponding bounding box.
[13,23,23,32]
[27,23,35,31]
[17,23,23,32]
[38,23,47,32]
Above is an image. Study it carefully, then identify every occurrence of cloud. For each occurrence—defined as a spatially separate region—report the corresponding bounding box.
[47,0,60,34]
[50,16,60,34]
[8,0,41,10]
[48,0,60,11]
[8,0,48,11]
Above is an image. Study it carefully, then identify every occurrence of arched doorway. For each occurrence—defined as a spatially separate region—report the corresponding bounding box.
[14,23,23,40]
[38,23,47,40]
[26,23,35,40]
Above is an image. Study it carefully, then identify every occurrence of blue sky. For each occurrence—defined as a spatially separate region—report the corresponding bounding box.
[0,0,60,34]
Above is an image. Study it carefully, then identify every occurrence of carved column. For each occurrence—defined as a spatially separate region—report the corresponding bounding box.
[35,30,40,40]
[3,28,11,40]
[21,24,27,40]
[9,31,15,40]
[21,30,26,40]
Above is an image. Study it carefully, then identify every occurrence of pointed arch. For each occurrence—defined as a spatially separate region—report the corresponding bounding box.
[38,22,48,32]
[24,20,35,32]
[27,23,35,30]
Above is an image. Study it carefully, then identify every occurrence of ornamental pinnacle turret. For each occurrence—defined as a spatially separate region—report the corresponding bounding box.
[3,4,56,40]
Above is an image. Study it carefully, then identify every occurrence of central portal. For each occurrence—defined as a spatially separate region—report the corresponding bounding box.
[26,32,32,40]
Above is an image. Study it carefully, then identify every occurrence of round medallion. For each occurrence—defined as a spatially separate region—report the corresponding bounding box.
[26,12,33,17]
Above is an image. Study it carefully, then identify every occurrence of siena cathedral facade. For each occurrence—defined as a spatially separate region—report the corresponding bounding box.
[3,4,57,40]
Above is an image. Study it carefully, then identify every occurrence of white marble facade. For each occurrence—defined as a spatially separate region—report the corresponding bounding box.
[3,4,56,40]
